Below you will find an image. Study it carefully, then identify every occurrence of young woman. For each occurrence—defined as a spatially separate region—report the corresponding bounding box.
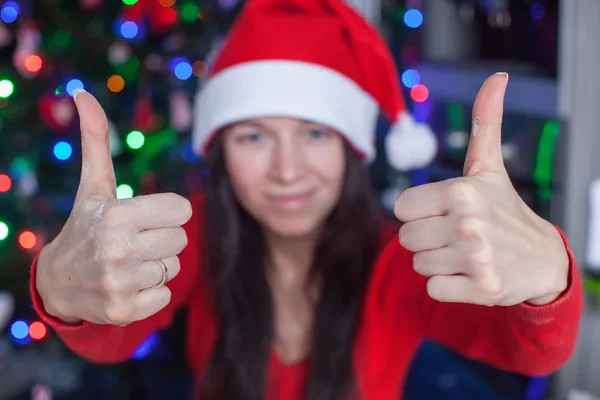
[32,0,582,399]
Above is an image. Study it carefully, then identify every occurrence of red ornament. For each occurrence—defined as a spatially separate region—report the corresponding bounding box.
[37,93,76,133]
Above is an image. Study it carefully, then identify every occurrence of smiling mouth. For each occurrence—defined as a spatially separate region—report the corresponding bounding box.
[266,191,314,209]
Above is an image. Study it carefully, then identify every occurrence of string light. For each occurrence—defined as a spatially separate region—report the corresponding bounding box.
[410,84,429,103]
[107,75,125,92]
[10,320,28,340]
[119,20,139,39]
[0,1,19,24]
[54,141,73,161]
[0,222,8,241]
[404,9,423,28]
[402,69,421,88]
[0,174,11,192]
[66,79,84,96]
[0,79,14,98]
[18,230,37,249]
[174,61,193,80]
[24,55,43,72]
[117,184,134,199]
[126,130,145,149]
[29,321,47,340]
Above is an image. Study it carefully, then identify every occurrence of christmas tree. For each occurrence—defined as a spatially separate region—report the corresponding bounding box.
[0,1,436,398]
[0,0,244,397]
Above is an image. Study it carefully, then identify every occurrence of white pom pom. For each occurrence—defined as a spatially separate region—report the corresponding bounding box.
[0,291,15,332]
[385,112,438,171]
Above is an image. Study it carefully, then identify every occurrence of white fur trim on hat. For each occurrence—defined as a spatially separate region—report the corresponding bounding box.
[385,112,438,171]
[193,60,379,161]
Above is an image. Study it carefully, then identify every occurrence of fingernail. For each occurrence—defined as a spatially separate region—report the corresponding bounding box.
[495,72,509,83]
[72,88,87,99]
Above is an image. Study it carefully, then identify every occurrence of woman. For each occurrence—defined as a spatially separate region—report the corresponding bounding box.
[32,0,582,399]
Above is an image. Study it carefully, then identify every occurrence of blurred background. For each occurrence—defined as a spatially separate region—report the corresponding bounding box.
[0,0,600,399]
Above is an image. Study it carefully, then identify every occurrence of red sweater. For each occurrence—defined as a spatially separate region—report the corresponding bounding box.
[31,194,583,399]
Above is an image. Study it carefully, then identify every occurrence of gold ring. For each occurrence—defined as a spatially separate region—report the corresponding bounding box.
[153,259,168,289]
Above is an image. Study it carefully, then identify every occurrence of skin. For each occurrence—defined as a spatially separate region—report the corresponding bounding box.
[35,74,569,367]
[222,118,346,363]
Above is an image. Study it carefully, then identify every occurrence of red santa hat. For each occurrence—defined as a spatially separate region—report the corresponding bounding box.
[192,0,437,171]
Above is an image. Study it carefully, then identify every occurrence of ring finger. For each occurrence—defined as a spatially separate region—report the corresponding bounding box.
[116,256,181,292]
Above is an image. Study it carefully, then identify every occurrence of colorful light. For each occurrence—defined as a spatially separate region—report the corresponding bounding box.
[123,0,139,4]
[117,184,134,199]
[0,174,11,192]
[174,61,193,80]
[66,79,84,96]
[0,1,19,24]
[0,222,8,240]
[181,3,199,22]
[192,60,207,77]
[410,84,429,103]
[9,157,30,178]
[19,231,37,249]
[126,130,145,149]
[159,0,176,7]
[531,3,545,20]
[402,69,421,88]
[24,54,43,73]
[0,79,14,98]
[54,141,73,160]
[107,75,125,92]
[132,333,159,359]
[404,9,423,28]
[10,320,28,339]
[29,321,47,340]
[120,21,139,39]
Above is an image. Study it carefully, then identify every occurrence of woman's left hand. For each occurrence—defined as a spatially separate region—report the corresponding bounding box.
[395,73,569,307]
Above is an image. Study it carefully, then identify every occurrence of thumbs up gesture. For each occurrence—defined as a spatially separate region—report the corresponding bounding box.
[35,90,192,326]
[395,74,569,307]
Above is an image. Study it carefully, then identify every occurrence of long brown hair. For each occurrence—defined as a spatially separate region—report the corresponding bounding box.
[200,133,384,400]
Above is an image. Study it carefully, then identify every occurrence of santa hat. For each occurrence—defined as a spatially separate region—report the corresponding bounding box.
[192,0,438,171]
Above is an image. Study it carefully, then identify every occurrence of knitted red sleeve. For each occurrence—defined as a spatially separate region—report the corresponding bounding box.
[367,225,583,377]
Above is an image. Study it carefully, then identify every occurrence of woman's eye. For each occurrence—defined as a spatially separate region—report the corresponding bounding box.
[240,132,263,142]
[307,127,330,139]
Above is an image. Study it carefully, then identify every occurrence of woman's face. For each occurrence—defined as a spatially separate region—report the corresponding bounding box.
[222,117,346,239]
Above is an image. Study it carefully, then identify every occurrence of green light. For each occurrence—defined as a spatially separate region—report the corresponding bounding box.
[0,80,14,99]
[534,120,561,201]
[181,3,199,22]
[53,30,71,48]
[10,157,30,177]
[0,222,8,241]
[123,0,138,4]
[116,184,134,199]
[126,130,145,149]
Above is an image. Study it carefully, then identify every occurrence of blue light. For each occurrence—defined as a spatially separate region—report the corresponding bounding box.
[531,3,545,20]
[174,62,193,80]
[404,9,423,28]
[132,333,159,359]
[66,79,84,96]
[120,21,139,39]
[11,320,29,339]
[54,141,73,161]
[0,2,19,24]
[402,69,421,88]
[182,142,199,163]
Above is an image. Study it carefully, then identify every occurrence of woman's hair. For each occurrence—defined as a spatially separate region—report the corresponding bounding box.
[200,133,385,400]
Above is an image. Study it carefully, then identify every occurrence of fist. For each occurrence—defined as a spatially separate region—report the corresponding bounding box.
[394,73,569,307]
[36,90,193,326]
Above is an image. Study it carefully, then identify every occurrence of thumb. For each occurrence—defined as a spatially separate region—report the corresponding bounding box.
[463,72,509,177]
[73,89,116,199]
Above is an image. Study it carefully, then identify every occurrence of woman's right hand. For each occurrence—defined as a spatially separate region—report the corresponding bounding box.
[35,90,193,326]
